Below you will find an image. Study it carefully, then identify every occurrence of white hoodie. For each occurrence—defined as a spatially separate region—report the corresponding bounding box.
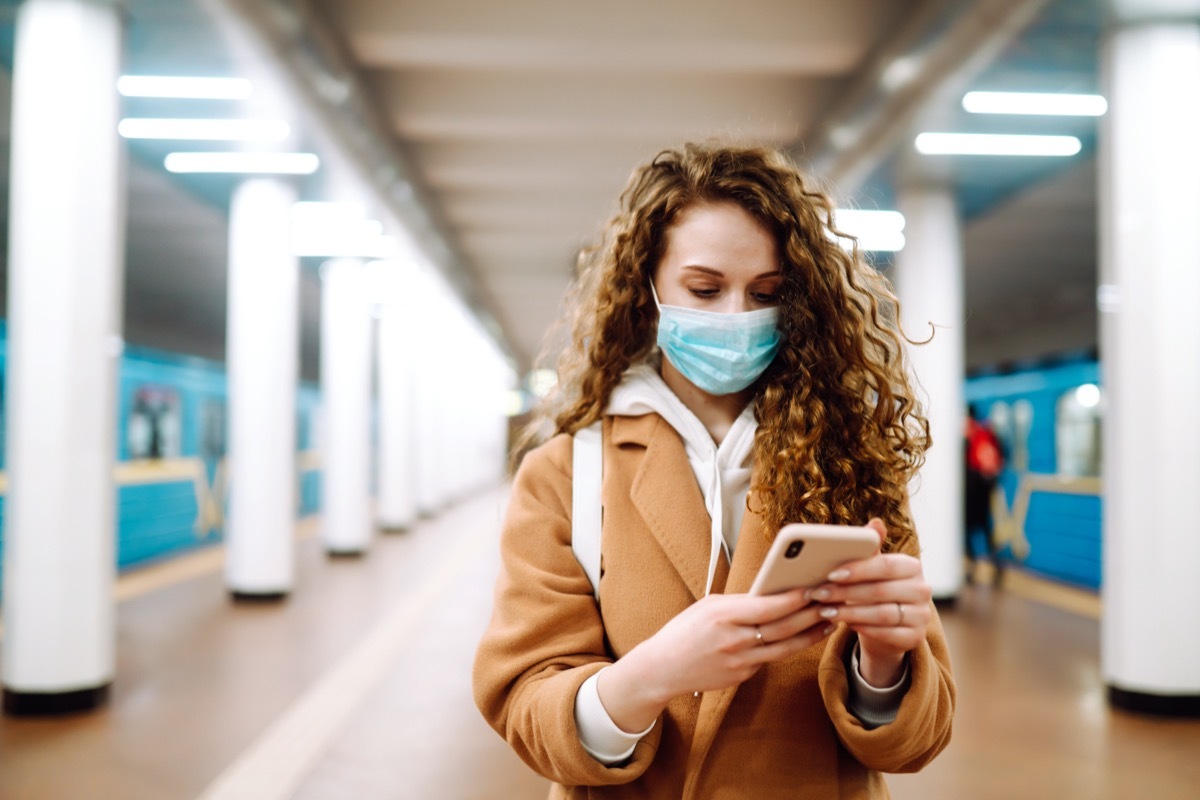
[606,362,758,596]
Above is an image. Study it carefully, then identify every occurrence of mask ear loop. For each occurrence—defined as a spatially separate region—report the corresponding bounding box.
[649,280,663,310]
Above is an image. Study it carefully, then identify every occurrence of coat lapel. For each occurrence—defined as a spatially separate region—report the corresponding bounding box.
[619,414,714,601]
[724,497,773,594]
[683,492,774,798]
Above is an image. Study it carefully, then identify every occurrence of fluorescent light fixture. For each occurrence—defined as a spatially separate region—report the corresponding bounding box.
[963,91,1107,116]
[881,56,921,91]
[502,389,531,417]
[828,125,858,150]
[831,209,906,252]
[292,201,369,227]
[291,201,397,258]
[295,232,398,259]
[164,152,320,174]
[119,118,290,141]
[915,133,1082,156]
[117,75,253,99]
[1074,383,1101,409]
[1096,283,1120,313]
[528,369,558,398]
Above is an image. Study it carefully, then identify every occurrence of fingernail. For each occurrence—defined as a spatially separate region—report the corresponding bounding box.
[828,569,850,581]
[811,588,831,601]
[801,588,812,602]
[819,607,838,619]
[823,624,837,636]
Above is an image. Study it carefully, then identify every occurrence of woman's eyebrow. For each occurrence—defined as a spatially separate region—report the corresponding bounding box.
[680,265,782,279]
[680,265,723,277]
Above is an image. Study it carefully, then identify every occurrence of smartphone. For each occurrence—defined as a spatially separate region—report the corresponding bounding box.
[748,524,879,596]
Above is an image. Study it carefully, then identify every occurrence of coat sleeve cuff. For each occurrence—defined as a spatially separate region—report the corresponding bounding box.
[847,640,910,729]
[574,669,657,765]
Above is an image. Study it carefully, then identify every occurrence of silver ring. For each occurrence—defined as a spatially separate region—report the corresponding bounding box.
[755,626,765,645]
[896,603,906,626]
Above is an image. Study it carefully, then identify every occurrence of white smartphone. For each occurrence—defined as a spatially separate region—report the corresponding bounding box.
[748,523,880,596]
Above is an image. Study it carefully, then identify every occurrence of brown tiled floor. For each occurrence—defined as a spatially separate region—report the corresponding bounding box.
[1,486,1198,799]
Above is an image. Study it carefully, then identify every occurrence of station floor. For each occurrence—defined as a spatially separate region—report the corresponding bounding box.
[1,484,1198,799]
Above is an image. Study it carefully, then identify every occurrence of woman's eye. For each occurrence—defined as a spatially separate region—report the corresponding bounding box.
[752,292,778,303]
[688,287,719,298]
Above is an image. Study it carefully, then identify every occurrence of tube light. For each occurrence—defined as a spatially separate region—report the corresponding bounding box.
[963,91,1108,116]
[119,118,290,141]
[831,209,906,252]
[1074,383,1101,409]
[294,232,398,259]
[164,152,320,175]
[292,201,369,227]
[915,133,1082,156]
[291,202,397,258]
[117,76,253,99]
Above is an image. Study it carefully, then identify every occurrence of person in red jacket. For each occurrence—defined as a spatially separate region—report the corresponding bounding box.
[964,404,1004,584]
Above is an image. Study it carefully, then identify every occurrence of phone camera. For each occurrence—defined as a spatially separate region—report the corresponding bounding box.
[785,541,805,559]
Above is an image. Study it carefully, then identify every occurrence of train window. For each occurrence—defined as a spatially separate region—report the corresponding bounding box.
[1011,399,1033,473]
[293,405,305,450]
[201,400,226,460]
[0,371,6,469]
[128,386,182,459]
[1056,383,1102,477]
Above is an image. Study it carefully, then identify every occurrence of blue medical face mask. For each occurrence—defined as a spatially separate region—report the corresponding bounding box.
[651,283,782,395]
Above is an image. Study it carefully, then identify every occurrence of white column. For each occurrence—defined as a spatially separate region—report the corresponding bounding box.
[320,259,374,553]
[2,0,124,714]
[225,179,299,597]
[893,184,965,600]
[377,277,418,530]
[1100,4,1200,714]
[413,272,448,516]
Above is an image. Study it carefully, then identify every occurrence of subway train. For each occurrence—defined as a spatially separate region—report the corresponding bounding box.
[0,320,1104,595]
[965,352,1103,590]
[0,324,324,591]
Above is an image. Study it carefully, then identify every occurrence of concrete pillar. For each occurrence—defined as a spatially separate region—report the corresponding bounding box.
[893,183,965,600]
[413,271,448,516]
[1099,2,1200,715]
[319,259,374,554]
[376,268,418,531]
[2,0,124,714]
[225,179,299,597]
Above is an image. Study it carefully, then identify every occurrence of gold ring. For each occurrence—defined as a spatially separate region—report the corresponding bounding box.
[896,603,906,626]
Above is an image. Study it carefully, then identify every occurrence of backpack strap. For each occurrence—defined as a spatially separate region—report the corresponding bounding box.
[571,420,603,601]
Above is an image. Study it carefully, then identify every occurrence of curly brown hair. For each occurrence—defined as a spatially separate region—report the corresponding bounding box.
[521,142,930,552]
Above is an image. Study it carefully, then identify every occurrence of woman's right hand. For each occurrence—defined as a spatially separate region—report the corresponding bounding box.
[595,589,833,733]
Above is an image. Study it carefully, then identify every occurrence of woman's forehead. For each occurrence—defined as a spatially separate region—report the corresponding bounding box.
[659,201,779,275]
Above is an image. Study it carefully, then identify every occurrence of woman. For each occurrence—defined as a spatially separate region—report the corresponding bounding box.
[474,142,955,798]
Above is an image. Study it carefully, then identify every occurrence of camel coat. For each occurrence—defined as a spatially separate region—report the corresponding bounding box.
[474,414,955,799]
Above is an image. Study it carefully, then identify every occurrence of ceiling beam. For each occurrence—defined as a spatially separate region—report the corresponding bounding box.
[350,34,862,75]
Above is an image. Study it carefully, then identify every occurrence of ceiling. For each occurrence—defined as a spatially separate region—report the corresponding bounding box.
[0,0,1105,381]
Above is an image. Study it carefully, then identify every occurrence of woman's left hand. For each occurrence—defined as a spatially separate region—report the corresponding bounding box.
[808,518,932,687]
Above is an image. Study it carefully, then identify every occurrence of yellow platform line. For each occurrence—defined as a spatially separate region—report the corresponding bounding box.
[997,566,1102,620]
[0,517,321,639]
[112,516,319,602]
